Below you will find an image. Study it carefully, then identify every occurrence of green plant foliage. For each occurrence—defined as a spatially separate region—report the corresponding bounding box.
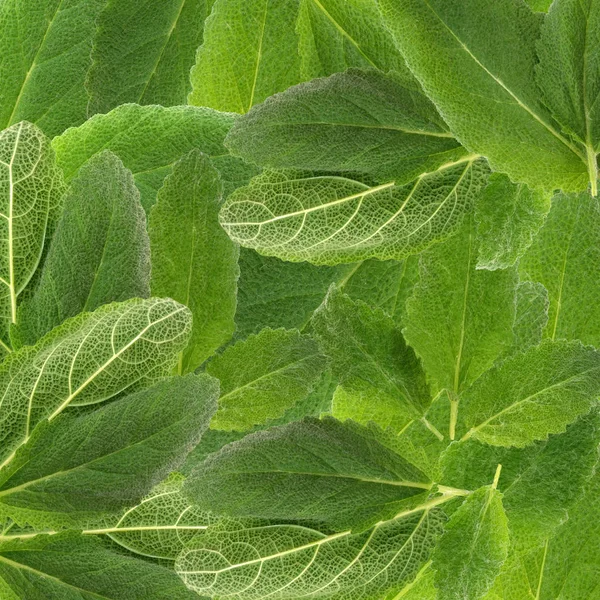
[0,1,599,597]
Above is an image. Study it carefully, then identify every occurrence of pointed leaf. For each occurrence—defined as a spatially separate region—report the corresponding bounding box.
[88,0,210,114]
[207,328,327,431]
[0,0,107,137]
[225,69,469,186]
[150,150,238,373]
[220,159,488,265]
[184,417,432,531]
[15,151,150,347]
[379,0,588,192]
[0,297,191,466]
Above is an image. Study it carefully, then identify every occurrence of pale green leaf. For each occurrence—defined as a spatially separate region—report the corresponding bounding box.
[385,562,437,600]
[312,287,430,418]
[225,69,468,186]
[220,158,488,265]
[536,0,600,194]
[52,104,256,211]
[0,533,197,599]
[150,150,238,373]
[15,151,150,348]
[432,484,509,600]
[520,191,600,346]
[0,122,65,350]
[475,174,551,270]
[176,511,445,599]
[0,375,217,529]
[508,282,549,356]
[0,297,191,467]
[88,0,211,114]
[189,0,301,113]
[457,340,600,447]
[296,0,409,79]
[379,0,589,193]
[404,216,517,397]
[207,327,327,431]
[0,0,106,137]
[184,417,432,531]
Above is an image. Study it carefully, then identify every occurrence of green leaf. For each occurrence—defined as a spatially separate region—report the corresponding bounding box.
[188,0,302,113]
[508,282,549,356]
[526,0,552,10]
[207,328,327,431]
[475,174,551,270]
[0,0,107,137]
[404,216,517,397]
[225,69,469,185]
[0,375,217,529]
[296,0,410,79]
[184,417,432,531]
[519,191,600,346]
[150,150,238,373]
[0,532,197,599]
[88,475,214,560]
[0,297,191,467]
[14,151,150,348]
[87,0,210,114]
[536,0,600,194]
[457,340,600,447]
[0,122,65,350]
[176,511,445,599]
[220,158,488,265]
[432,483,509,600]
[379,0,589,193]
[384,562,437,600]
[312,287,430,418]
[52,104,254,211]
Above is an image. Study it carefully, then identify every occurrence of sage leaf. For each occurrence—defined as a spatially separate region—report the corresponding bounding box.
[150,150,238,373]
[0,374,217,530]
[379,0,589,193]
[0,0,106,137]
[0,297,191,467]
[189,0,301,113]
[88,0,210,114]
[508,282,549,356]
[52,104,254,210]
[15,151,150,348]
[184,417,432,532]
[176,511,444,599]
[225,69,468,186]
[220,159,488,265]
[0,122,65,350]
[207,328,327,431]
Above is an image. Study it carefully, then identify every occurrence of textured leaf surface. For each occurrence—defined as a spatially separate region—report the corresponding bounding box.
[458,340,600,447]
[0,297,191,466]
[184,417,432,531]
[536,0,600,193]
[508,282,549,356]
[433,485,509,600]
[150,150,238,373]
[0,533,197,599]
[0,122,65,349]
[404,216,517,396]
[296,0,409,78]
[15,151,150,347]
[176,511,445,600]
[220,159,488,265]
[207,328,327,431]
[520,191,600,346]
[225,69,468,185]
[312,287,430,418]
[475,174,551,270]
[0,375,217,529]
[189,0,301,113]
[379,0,588,192]
[52,104,254,210]
[88,0,210,114]
[0,0,106,137]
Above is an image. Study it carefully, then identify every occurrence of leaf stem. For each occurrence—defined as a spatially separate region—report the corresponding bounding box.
[586,144,598,196]
[492,464,502,490]
[420,416,444,441]
[448,390,459,440]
